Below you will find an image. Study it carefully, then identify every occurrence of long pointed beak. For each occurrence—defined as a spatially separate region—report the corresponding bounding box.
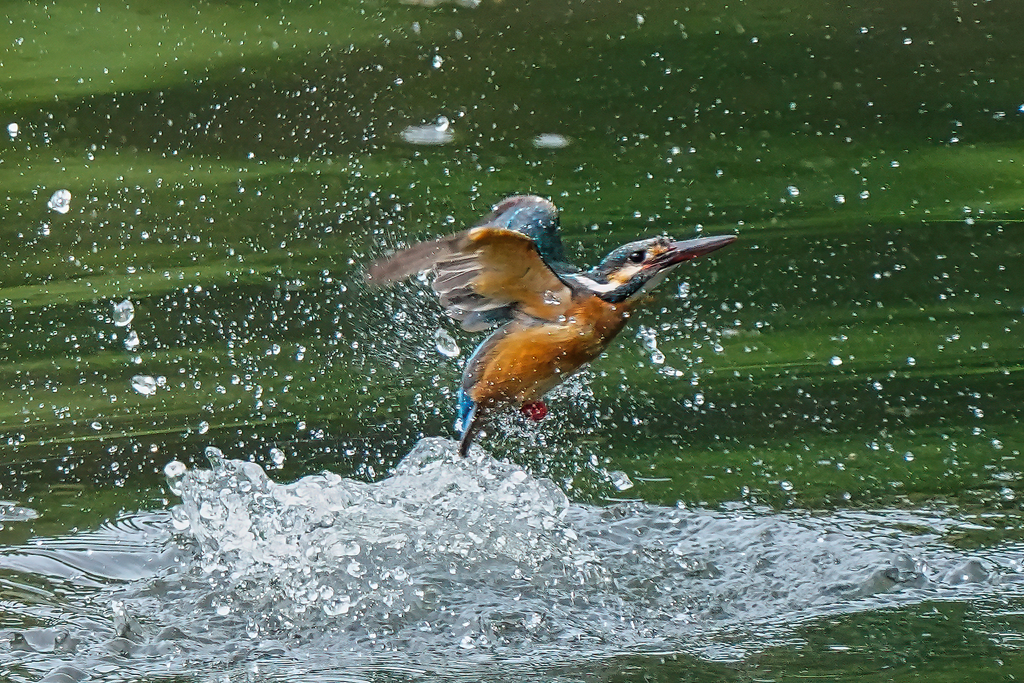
[661,234,737,266]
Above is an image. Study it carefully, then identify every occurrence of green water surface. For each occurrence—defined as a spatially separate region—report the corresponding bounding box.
[1,0,1023,679]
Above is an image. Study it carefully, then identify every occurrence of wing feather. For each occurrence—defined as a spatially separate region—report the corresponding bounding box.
[366,226,573,329]
[431,268,479,293]
[363,233,464,284]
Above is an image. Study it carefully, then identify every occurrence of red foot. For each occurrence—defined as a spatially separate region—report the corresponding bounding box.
[520,401,548,421]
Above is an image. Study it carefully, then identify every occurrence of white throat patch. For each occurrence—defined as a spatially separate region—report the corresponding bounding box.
[568,273,620,294]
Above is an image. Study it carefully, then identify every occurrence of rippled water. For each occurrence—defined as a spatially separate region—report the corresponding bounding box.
[3,439,1023,681]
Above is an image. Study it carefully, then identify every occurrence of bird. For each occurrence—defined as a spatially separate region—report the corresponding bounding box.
[366,195,736,457]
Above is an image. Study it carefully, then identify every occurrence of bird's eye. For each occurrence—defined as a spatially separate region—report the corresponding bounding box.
[628,250,646,263]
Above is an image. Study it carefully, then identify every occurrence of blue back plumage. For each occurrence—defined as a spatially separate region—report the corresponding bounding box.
[474,195,576,273]
[499,203,564,262]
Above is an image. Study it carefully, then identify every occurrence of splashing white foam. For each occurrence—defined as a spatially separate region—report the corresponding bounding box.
[161,437,1024,660]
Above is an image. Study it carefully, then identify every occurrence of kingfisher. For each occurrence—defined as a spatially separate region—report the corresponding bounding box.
[366,195,736,457]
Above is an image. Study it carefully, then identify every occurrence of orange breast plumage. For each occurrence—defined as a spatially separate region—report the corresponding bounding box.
[465,297,629,408]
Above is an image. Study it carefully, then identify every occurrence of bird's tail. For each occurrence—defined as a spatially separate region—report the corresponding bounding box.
[455,389,483,457]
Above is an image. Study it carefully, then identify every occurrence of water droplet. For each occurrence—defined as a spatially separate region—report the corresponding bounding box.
[270,447,286,467]
[786,185,800,197]
[533,133,570,149]
[245,618,260,638]
[203,446,224,467]
[169,506,190,530]
[323,596,353,616]
[47,189,71,214]
[198,421,210,435]
[432,54,443,69]
[7,122,18,138]
[834,194,846,204]
[111,300,135,327]
[164,460,187,495]
[829,356,843,366]
[401,118,454,145]
[131,375,157,396]
[906,356,917,366]
[609,470,634,491]
[331,541,361,557]
[123,330,140,351]
[780,480,794,492]
[433,328,461,358]
[637,326,665,364]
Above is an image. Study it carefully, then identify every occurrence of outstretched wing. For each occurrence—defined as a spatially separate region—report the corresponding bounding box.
[366,226,573,331]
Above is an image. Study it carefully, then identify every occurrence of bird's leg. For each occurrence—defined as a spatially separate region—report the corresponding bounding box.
[520,401,548,421]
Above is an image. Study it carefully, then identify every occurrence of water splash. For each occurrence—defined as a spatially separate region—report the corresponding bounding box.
[111,299,135,327]
[433,327,461,358]
[162,438,1024,657]
[130,375,157,396]
[400,117,454,146]
[637,325,666,364]
[2,439,1023,680]
[168,438,590,643]
[46,189,71,214]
